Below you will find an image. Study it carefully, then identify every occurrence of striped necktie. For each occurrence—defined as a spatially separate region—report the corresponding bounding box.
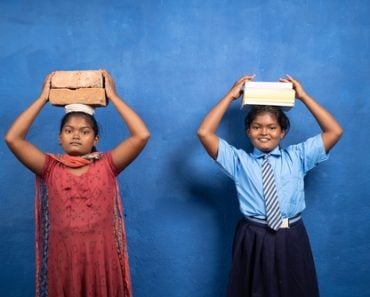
[261,154,282,231]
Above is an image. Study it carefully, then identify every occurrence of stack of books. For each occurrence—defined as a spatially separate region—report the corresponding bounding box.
[241,82,296,108]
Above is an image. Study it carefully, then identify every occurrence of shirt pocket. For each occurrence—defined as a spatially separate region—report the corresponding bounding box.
[277,173,304,213]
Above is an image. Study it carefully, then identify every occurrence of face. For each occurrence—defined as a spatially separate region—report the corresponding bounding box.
[59,116,98,156]
[246,112,286,153]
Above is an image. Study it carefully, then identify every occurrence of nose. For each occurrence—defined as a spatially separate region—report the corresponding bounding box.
[261,127,268,135]
[72,130,80,139]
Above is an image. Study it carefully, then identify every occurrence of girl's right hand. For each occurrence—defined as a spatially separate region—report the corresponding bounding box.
[39,72,54,102]
[227,74,256,100]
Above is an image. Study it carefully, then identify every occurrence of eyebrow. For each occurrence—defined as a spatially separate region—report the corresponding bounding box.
[251,122,279,126]
[63,125,93,130]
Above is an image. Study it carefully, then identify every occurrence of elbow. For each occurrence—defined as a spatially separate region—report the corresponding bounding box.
[4,132,15,147]
[4,134,10,146]
[144,131,151,143]
[338,128,344,139]
[130,130,150,148]
[323,126,344,152]
[139,130,151,145]
[197,127,208,140]
[335,125,344,141]
[4,133,21,153]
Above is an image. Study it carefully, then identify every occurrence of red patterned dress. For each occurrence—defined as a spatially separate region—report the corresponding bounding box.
[35,152,132,297]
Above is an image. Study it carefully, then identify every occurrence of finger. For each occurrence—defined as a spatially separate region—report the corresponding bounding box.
[244,74,256,81]
[285,74,300,84]
[48,72,55,83]
[237,74,255,84]
[286,74,294,80]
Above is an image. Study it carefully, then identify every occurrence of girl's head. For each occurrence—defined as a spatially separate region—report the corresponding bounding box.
[59,112,99,156]
[244,105,290,152]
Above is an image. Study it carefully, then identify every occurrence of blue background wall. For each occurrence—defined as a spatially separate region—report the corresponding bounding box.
[1,0,369,296]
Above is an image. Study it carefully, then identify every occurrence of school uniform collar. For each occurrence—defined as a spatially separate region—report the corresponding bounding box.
[251,146,281,159]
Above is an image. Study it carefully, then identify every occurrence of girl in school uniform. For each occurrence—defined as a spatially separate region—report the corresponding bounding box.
[197,74,343,297]
[5,70,150,297]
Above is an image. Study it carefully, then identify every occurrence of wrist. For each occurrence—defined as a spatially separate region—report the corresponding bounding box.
[37,95,49,104]
[225,93,238,102]
[297,92,310,101]
[108,93,121,101]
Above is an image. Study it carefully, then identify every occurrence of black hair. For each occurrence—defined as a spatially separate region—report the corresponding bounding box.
[59,112,100,152]
[244,105,290,133]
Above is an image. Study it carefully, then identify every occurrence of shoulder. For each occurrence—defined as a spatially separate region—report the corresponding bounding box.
[216,137,252,168]
[218,138,249,154]
[39,154,60,177]
[217,138,249,158]
[97,151,119,176]
[284,134,326,155]
[281,134,328,171]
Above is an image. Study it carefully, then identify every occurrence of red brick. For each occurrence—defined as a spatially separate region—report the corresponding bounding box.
[51,70,103,89]
[49,88,107,106]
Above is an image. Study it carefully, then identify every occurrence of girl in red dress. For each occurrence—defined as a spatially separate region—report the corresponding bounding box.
[5,70,150,297]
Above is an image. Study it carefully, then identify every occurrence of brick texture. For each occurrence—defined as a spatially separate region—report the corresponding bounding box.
[51,70,103,89]
[49,88,107,106]
[49,70,106,106]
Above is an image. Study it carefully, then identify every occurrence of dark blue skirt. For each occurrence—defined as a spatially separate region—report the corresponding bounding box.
[227,218,319,297]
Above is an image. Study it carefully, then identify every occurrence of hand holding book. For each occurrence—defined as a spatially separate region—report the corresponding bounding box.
[279,74,308,100]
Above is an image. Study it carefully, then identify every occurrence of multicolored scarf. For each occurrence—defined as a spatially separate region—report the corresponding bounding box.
[35,152,133,297]
[48,152,103,167]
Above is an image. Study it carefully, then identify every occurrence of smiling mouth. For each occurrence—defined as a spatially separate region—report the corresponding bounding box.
[70,142,82,145]
[258,138,270,142]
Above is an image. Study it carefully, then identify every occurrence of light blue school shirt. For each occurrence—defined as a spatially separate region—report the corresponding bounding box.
[216,134,328,219]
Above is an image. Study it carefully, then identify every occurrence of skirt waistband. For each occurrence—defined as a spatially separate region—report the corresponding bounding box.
[245,213,302,229]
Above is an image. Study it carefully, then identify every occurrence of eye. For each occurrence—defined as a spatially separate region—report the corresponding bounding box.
[63,128,72,134]
[82,129,92,135]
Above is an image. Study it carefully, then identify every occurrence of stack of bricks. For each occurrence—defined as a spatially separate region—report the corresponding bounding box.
[49,70,107,106]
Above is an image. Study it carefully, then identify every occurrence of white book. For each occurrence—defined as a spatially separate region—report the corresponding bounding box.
[243,82,293,89]
[242,81,296,108]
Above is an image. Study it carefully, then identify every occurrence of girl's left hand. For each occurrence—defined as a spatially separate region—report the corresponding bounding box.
[101,69,118,99]
[280,74,308,100]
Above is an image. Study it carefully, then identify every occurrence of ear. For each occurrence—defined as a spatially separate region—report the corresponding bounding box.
[246,128,251,138]
[280,130,286,139]
[93,135,99,146]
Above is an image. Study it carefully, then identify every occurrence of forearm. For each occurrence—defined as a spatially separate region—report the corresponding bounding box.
[5,96,47,145]
[299,93,343,151]
[300,94,342,133]
[197,93,234,159]
[107,94,150,171]
[197,74,254,159]
[197,93,234,137]
[281,75,343,152]
[109,94,150,141]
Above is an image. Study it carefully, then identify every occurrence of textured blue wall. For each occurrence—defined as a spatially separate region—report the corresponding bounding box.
[1,1,369,296]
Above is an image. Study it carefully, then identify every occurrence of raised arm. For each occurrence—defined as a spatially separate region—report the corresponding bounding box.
[281,75,343,152]
[4,73,53,175]
[101,70,150,172]
[197,75,255,159]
